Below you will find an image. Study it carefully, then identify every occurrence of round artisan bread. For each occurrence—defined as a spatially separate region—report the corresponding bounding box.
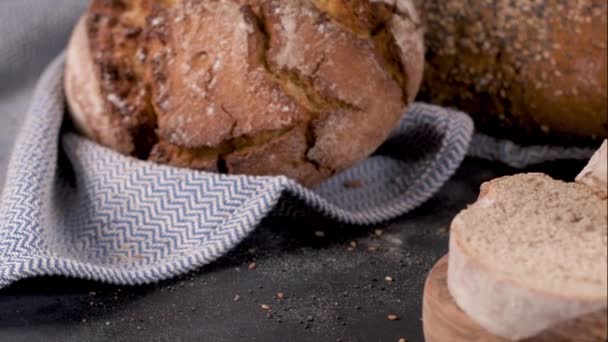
[64,0,424,186]
[414,0,608,144]
[447,173,608,340]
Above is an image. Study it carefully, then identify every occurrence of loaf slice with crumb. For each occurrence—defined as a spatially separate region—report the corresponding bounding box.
[576,140,607,198]
[447,173,607,340]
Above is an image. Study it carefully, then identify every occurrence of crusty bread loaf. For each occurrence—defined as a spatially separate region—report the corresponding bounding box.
[448,173,607,340]
[64,0,424,186]
[414,0,608,144]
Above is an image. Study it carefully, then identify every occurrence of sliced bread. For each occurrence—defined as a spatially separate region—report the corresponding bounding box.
[448,173,607,340]
[576,140,607,198]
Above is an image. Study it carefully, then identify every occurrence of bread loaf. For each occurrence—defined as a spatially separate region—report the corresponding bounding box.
[64,0,424,186]
[415,0,608,144]
[447,173,607,340]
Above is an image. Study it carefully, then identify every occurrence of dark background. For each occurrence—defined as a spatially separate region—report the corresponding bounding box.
[0,158,585,342]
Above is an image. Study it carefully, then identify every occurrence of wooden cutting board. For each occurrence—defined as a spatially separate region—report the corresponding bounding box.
[422,255,607,342]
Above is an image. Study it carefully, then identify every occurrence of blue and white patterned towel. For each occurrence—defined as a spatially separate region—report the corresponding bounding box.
[0,1,596,289]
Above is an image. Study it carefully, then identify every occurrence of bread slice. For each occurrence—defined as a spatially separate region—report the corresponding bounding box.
[448,173,607,340]
[576,140,607,198]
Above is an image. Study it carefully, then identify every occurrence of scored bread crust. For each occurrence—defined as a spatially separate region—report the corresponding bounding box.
[447,175,607,340]
[65,17,134,155]
[64,0,424,186]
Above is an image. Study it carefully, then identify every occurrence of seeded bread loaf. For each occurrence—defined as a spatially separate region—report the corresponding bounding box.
[415,0,608,144]
[64,0,424,186]
[447,173,608,340]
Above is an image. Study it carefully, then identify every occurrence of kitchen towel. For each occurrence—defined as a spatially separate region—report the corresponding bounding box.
[0,0,596,289]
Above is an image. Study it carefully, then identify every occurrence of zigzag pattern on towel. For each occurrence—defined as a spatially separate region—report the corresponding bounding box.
[53,138,285,266]
[0,55,475,288]
[468,134,595,168]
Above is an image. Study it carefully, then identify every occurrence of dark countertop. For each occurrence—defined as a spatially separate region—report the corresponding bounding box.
[0,157,585,342]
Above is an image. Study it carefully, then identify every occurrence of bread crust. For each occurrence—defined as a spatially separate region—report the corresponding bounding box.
[65,17,134,155]
[415,0,608,144]
[447,176,607,340]
[424,255,608,342]
[64,0,424,186]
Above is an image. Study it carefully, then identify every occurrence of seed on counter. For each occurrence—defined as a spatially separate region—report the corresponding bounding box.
[314,231,326,238]
[233,294,241,302]
[349,240,358,248]
[540,124,551,133]
[385,276,394,282]
[368,246,378,252]
[277,292,285,299]
[374,229,383,236]
[343,179,363,189]
[261,304,271,310]
[248,262,257,270]
[399,339,408,342]
[387,314,399,321]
